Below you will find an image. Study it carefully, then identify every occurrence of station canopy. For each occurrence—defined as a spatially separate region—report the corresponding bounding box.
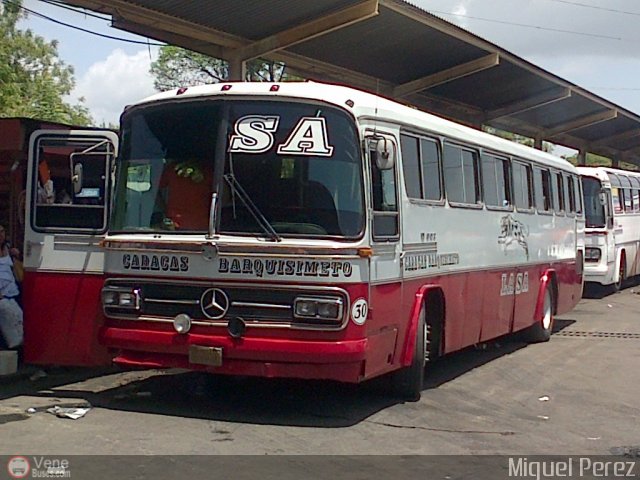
[63,0,640,167]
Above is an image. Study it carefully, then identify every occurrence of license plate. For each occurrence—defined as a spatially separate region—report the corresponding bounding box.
[189,345,223,367]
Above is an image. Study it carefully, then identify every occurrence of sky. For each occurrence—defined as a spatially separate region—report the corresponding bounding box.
[17,0,640,131]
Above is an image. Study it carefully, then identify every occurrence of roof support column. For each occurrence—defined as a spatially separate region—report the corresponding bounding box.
[228,57,246,81]
[534,137,543,150]
[577,150,587,166]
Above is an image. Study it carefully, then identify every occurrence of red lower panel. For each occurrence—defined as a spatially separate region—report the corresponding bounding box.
[22,271,112,366]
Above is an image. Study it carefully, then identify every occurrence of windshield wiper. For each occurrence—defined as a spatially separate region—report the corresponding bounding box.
[224,173,281,242]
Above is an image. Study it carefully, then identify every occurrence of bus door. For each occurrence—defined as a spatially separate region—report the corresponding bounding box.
[365,133,403,375]
[23,130,118,366]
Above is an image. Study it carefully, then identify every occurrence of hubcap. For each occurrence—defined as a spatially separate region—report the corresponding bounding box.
[542,290,552,330]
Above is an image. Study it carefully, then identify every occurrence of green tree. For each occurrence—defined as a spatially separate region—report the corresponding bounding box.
[150,45,294,91]
[0,0,92,125]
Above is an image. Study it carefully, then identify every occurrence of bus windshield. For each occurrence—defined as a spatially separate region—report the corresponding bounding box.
[111,99,365,239]
[582,176,606,228]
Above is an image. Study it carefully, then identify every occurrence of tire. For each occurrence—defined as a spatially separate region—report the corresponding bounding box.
[389,305,427,401]
[613,254,626,292]
[523,285,554,343]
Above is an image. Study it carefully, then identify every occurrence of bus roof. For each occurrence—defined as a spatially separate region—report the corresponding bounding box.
[577,166,640,183]
[131,81,577,173]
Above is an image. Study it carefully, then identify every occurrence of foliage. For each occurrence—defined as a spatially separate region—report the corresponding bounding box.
[0,0,92,125]
[564,152,639,171]
[150,45,295,91]
[483,126,554,153]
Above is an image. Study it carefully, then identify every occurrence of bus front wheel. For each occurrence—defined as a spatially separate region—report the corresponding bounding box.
[613,252,626,292]
[389,305,427,401]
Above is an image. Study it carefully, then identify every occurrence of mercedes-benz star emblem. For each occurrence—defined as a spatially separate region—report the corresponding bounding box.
[200,288,229,320]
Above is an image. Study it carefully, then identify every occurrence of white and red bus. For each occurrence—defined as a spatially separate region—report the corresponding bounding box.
[578,166,640,290]
[23,82,584,400]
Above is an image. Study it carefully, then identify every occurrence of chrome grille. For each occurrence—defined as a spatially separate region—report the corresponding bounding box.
[103,279,348,328]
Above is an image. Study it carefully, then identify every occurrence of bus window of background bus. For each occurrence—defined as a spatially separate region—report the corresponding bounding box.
[631,177,640,212]
[481,153,510,208]
[609,173,623,214]
[533,167,553,213]
[619,175,633,212]
[443,143,481,206]
[513,161,534,211]
[581,176,606,228]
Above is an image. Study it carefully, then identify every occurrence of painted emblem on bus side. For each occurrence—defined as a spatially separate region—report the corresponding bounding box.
[228,115,334,156]
[498,214,530,260]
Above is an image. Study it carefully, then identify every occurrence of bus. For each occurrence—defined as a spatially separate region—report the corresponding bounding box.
[578,166,640,290]
[23,82,584,400]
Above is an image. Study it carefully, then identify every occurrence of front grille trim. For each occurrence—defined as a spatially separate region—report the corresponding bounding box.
[104,278,351,331]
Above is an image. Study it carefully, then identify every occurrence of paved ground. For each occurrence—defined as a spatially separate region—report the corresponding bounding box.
[0,284,639,458]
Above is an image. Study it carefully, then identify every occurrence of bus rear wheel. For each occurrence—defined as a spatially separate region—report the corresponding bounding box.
[389,305,427,401]
[522,285,554,343]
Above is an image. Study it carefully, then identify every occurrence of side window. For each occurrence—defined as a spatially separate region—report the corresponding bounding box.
[400,134,442,201]
[369,136,399,239]
[33,136,114,232]
[554,172,564,214]
[573,176,583,214]
[534,167,553,213]
[566,174,576,214]
[400,135,421,199]
[421,138,442,201]
[612,187,623,214]
[630,177,640,212]
[443,143,480,205]
[513,161,534,210]
[481,153,510,208]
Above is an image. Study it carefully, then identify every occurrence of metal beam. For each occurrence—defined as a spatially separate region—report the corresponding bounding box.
[592,128,640,147]
[231,0,379,61]
[485,88,572,121]
[393,53,499,98]
[543,110,618,138]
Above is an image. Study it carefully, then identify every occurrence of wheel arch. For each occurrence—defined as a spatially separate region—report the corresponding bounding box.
[400,284,445,367]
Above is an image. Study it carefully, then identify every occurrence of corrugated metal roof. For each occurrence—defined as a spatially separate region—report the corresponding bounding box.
[63,0,640,166]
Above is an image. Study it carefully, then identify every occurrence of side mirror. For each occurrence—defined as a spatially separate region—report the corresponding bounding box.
[72,163,84,194]
[372,136,396,170]
[598,191,607,206]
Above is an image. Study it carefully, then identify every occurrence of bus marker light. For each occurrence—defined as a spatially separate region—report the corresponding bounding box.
[357,247,373,258]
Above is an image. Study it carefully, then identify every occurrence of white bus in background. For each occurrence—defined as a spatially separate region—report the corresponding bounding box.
[578,166,640,290]
[24,82,585,400]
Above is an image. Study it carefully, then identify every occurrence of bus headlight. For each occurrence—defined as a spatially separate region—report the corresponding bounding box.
[294,297,343,321]
[585,247,601,262]
[102,287,141,310]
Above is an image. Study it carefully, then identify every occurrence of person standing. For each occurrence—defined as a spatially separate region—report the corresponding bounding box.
[0,225,23,349]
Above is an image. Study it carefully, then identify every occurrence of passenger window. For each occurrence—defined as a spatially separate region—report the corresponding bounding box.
[443,143,480,205]
[566,174,576,213]
[421,138,442,201]
[534,167,553,213]
[573,177,582,214]
[513,161,534,210]
[554,172,564,213]
[481,153,510,208]
[400,135,421,199]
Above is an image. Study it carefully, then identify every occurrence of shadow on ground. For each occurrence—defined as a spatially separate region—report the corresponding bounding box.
[1,330,553,428]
